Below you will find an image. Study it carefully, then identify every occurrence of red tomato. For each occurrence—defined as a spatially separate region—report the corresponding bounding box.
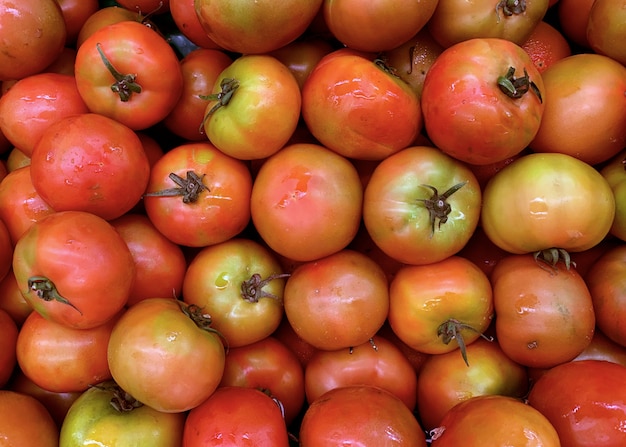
[76,6,144,48]
[416,338,529,430]
[250,143,363,262]
[16,310,116,393]
[429,395,560,447]
[388,256,494,362]
[218,336,305,425]
[0,308,18,388]
[0,0,66,81]
[363,145,481,265]
[75,20,183,130]
[170,0,222,49]
[528,360,626,447]
[302,48,422,160]
[491,254,596,368]
[557,0,595,48]
[0,219,11,282]
[202,54,302,160]
[56,0,99,45]
[299,385,427,447]
[0,390,59,447]
[520,19,572,73]
[457,226,510,278]
[110,213,187,307]
[269,38,335,90]
[283,249,389,351]
[30,113,151,221]
[194,0,323,54]
[0,73,89,157]
[12,211,136,329]
[304,335,418,411]
[572,329,626,368]
[272,316,319,368]
[0,269,32,326]
[182,237,287,348]
[108,298,225,414]
[421,38,544,165]
[481,153,615,258]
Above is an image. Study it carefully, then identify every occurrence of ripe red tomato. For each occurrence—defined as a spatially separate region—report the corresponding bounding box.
[269,38,335,90]
[429,395,560,447]
[250,143,363,262]
[302,48,422,160]
[481,153,615,258]
[107,298,226,413]
[363,145,481,265]
[283,249,389,351]
[388,256,494,362]
[0,390,60,447]
[12,210,136,329]
[75,6,143,48]
[572,329,626,368]
[74,20,183,130]
[491,254,596,368]
[421,38,544,165]
[272,316,319,368]
[0,219,11,282]
[528,360,626,447]
[30,113,151,221]
[183,386,290,447]
[0,308,18,388]
[0,270,32,327]
[170,0,222,49]
[56,0,99,45]
[202,54,302,160]
[299,385,427,447]
[143,142,252,248]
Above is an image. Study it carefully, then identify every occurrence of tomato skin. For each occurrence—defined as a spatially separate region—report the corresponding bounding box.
[284,249,389,351]
[528,360,626,447]
[601,150,626,242]
[586,0,626,66]
[0,308,18,388]
[0,390,60,447]
[299,385,427,447]
[302,48,422,161]
[269,38,335,91]
[421,38,544,165]
[0,270,32,326]
[75,20,184,130]
[59,380,185,447]
[572,329,626,368]
[492,254,596,368]
[429,395,560,447]
[76,6,143,48]
[388,256,494,356]
[183,386,290,447]
[170,0,222,49]
[250,143,363,262]
[56,0,99,45]
[143,142,252,248]
[481,153,615,254]
[12,210,136,329]
[363,145,481,265]
[107,298,226,413]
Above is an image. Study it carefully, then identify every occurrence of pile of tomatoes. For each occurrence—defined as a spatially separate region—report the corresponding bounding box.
[1,0,626,445]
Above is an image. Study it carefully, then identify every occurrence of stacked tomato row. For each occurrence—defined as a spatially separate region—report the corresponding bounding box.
[1,0,626,446]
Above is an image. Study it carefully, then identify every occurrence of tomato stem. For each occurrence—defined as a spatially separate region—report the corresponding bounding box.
[198,77,240,132]
[142,171,209,203]
[240,272,290,303]
[178,301,229,350]
[90,381,144,412]
[533,248,575,271]
[437,318,493,366]
[27,276,83,315]
[416,182,467,237]
[497,66,542,103]
[95,43,142,102]
[495,0,526,22]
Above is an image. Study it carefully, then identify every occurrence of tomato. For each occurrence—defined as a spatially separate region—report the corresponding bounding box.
[421,38,544,165]
[491,254,596,368]
[585,244,626,348]
[363,145,481,265]
[76,6,144,48]
[116,0,170,14]
[457,226,510,278]
[586,0,626,66]
[283,249,389,351]
[557,0,595,48]
[427,0,549,48]
[56,0,99,45]
[250,143,362,262]
[0,308,18,388]
[528,53,626,165]
[304,335,418,411]
[272,316,319,368]
[429,395,560,447]
[376,322,431,374]
[170,0,222,49]
[0,0,66,81]
[388,256,494,362]
[202,54,301,160]
[601,150,626,241]
[299,385,427,447]
[269,37,334,91]
[74,20,183,130]
[30,113,151,221]
[0,218,11,281]
[163,48,232,142]
[59,380,185,447]
[194,0,323,54]
[16,309,116,393]
[6,147,31,172]
[182,237,287,348]
[110,213,187,307]
[323,0,438,52]
[302,48,422,160]
[572,329,626,368]
[0,269,32,326]
[416,338,529,431]
[12,210,136,329]
[520,19,572,73]
[0,166,56,245]
[107,298,226,413]
[528,360,626,447]
[481,153,615,258]
[143,142,252,248]
[0,73,89,157]
[218,336,305,425]
[0,390,59,447]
